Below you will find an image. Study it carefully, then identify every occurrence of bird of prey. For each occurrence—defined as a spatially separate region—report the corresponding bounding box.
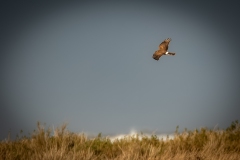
[152,38,175,61]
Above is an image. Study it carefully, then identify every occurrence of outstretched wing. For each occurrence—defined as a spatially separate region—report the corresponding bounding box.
[158,38,171,51]
[152,50,162,60]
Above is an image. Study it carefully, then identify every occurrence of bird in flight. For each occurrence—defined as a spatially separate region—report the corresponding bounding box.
[152,38,175,61]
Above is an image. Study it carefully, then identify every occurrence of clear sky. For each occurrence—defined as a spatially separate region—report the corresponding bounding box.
[1,1,240,140]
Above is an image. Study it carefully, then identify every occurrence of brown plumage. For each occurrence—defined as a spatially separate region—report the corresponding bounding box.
[152,38,176,61]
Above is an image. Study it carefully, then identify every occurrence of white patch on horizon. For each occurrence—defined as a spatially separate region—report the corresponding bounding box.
[108,131,174,142]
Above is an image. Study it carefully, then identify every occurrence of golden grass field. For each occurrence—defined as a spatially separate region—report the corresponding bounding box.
[0,120,240,160]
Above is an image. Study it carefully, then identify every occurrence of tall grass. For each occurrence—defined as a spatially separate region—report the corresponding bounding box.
[1,121,240,160]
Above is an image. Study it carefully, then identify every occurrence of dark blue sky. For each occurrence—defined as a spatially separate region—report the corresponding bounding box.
[1,1,240,140]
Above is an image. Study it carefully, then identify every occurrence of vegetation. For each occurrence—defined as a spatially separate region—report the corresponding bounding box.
[1,121,240,160]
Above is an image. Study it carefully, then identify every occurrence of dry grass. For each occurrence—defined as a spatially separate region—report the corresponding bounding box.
[1,121,240,160]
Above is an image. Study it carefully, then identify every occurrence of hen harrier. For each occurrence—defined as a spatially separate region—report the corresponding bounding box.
[152,38,175,61]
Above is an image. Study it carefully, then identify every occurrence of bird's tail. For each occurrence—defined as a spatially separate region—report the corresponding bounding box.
[168,52,175,56]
